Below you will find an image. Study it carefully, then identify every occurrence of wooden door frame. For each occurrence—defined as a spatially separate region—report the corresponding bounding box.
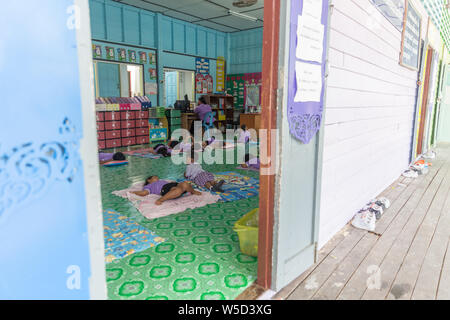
[257,0,280,289]
[417,47,434,155]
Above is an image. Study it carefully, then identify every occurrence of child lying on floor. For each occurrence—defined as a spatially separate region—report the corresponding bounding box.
[149,139,192,157]
[241,153,260,170]
[130,176,201,205]
[185,150,225,192]
[99,152,126,164]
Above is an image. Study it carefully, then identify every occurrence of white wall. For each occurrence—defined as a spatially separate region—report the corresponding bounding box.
[318,0,429,247]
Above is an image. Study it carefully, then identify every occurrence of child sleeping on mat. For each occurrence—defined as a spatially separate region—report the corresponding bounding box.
[130,176,201,205]
[149,139,192,157]
[99,152,126,164]
[185,150,225,192]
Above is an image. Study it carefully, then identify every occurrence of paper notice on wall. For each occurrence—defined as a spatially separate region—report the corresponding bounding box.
[145,82,158,95]
[294,61,322,102]
[302,0,323,20]
[296,15,324,63]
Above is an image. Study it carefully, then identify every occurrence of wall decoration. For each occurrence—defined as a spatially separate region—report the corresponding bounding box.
[196,57,210,75]
[128,50,137,63]
[226,74,245,109]
[105,46,115,60]
[196,73,205,94]
[0,118,81,223]
[216,56,226,92]
[399,0,422,70]
[117,48,126,62]
[145,82,158,95]
[244,73,262,112]
[149,52,156,65]
[148,68,157,80]
[92,44,102,58]
[287,0,329,144]
[205,74,214,94]
[139,51,147,64]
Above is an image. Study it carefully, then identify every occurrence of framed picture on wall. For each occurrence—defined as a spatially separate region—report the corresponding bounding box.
[117,48,126,62]
[149,53,156,65]
[139,51,147,64]
[128,50,137,63]
[148,68,157,80]
[105,47,115,60]
[92,44,102,58]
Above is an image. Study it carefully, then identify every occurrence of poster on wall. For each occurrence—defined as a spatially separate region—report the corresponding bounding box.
[92,44,102,58]
[139,51,147,64]
[128,50,137,63]
[287,0,329,144]
[243,73,262,111]
[145,82,158,95]
[369,0,405,31]
[149,52,156,65]
[105,46,115,60]
[226,74,245,109]
[216,56,226,92]
[205,74,214,93]
[148,68,157,80]
[196,73,205,94]
[399,0,422,70]
[196,58,210,75]
[117,48,126,62]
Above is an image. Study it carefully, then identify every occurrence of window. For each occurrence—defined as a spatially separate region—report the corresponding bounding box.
[93,61,144,97]
[163,68,195,107]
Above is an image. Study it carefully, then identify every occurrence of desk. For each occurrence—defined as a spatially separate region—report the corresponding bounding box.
[182,113,197,131]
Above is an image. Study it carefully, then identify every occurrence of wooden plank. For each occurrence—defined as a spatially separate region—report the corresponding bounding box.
[436,238,450,299]
[363,158,450,299]
[412,172,450,299]
[311,175,411,299]
[386,157,450,299]
[287,176,402,300]
[337,156,447,299]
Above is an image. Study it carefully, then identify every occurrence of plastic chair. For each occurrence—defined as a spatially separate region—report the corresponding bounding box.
[203,111,216,140]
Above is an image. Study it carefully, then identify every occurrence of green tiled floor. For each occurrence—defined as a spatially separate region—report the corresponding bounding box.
[100,145,260,300]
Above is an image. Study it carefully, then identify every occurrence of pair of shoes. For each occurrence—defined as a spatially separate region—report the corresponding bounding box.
[362,203,384,220]
[402,170,418,178]
[352,210,376,232]
[211,180,225,193]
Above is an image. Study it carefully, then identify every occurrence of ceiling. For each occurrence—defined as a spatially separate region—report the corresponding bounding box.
[113,0,264,32]
[420,0,450,51]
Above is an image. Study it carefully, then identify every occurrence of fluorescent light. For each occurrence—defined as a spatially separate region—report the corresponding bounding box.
[228,10,258,22]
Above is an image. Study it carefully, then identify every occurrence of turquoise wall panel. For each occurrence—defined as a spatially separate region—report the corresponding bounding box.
[229,28,263,74]
[162,18,173,51]
[90,0,106,39]
[173,22,186,53]
[105,4,123,42]
[141,13,156,48]
[186,26,197,55]
[0,0,92,299]
[123,8,140,44]
[197,30,207,57]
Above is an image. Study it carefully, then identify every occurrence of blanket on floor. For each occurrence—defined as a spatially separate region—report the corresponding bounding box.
[103,209,165,263]
[180,171,259,202]
[112,183,221,220]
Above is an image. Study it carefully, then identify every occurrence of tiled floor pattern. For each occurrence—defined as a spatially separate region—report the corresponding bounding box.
[100,145,260,300]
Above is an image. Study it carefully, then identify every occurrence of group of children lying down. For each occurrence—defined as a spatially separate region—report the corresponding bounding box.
[131,147,226,205]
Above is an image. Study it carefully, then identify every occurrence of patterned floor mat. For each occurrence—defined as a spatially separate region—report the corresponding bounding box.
[103,209,166,263]
[99,146,260,300]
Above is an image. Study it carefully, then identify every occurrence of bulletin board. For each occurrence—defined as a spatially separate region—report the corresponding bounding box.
[399,0,422,70]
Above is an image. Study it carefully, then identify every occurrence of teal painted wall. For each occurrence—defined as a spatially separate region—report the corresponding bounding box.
[89,0,228,105]
[228,28,263,74]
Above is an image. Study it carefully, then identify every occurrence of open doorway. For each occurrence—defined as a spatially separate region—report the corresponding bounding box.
[86,0,280,301]
[163,68,195,107]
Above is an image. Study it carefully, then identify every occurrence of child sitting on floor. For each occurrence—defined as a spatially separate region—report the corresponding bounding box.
[130,176,201,205]
[241,153,260,170]
[185,149,225,192]
[99,152,126,164]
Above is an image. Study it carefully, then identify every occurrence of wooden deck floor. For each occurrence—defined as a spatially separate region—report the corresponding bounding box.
[274,143,450,300]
